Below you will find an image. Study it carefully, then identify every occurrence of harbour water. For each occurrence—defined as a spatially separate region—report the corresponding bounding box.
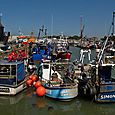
[0,46,115,115]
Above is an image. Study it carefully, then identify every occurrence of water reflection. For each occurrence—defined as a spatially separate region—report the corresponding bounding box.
[25,88,80,115]
[29,96,80,115]
[26,90,115,115]
[78,98,115,115]
[0,93,24,105]
[0,80,115,115]
[0,90,26,115]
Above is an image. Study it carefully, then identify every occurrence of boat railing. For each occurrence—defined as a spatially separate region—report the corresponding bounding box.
[43,76,77,88]
[48,81,77,88]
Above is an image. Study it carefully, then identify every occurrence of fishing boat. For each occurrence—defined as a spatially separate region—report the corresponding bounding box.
[94,13,115,102]
[56,50,71,60]
[29,25,52,65]
[93,64,115,102]
[0,60,27,95]
[52,34,71,61]
[27,26,52,73]
[38,60,78,101]
[56,40,71,60]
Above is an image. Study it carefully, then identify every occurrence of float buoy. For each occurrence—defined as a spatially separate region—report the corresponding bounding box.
[33,81,41,88]
[36,86,46,97]
[26,79,33,87]
[29,75,32,79]
[31,75,37,82]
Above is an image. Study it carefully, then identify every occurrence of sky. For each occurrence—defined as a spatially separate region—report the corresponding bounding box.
[0,0,115,37]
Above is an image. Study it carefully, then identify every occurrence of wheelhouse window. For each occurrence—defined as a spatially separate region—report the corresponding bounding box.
[0,64,16,85]
[11,65,16,75]
[43,65,49,69]
[0,65,10,75]
[0,65,16,76]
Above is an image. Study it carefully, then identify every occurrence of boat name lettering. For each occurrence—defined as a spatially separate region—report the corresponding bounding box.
[61,90,68,96]
[0,88,10,92]
[61,93,68,96]
[100,94,115,99]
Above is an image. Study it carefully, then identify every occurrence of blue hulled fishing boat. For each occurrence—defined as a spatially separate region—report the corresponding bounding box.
[38,60,78,101]
[94,64,115,102]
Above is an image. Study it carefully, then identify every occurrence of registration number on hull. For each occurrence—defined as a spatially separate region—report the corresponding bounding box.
[0,88,10,92]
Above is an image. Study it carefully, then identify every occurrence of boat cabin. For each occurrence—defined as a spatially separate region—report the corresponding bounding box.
[38,60,62,81]
[0,61,25,86]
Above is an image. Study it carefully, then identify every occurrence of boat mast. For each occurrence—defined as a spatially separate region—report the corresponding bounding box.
[80,16,85,44]
[0,13,5,42]
[0,13,2,24]
[111,12,115,36]
[98,12,115,64]
[51,15,53,39]
[37,25,44,40]
[98,36,109,64]
[18,27,22,36]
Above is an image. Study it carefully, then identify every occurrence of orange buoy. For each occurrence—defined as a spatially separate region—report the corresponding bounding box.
[33,81,41,88]
[31,75,37,82]
[36,86,46,97]
[26,79,33,87]
[29,76,32,79]
[29,75,32,79]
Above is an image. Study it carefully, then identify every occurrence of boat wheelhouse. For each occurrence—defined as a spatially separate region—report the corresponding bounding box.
[0,60,27,95]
